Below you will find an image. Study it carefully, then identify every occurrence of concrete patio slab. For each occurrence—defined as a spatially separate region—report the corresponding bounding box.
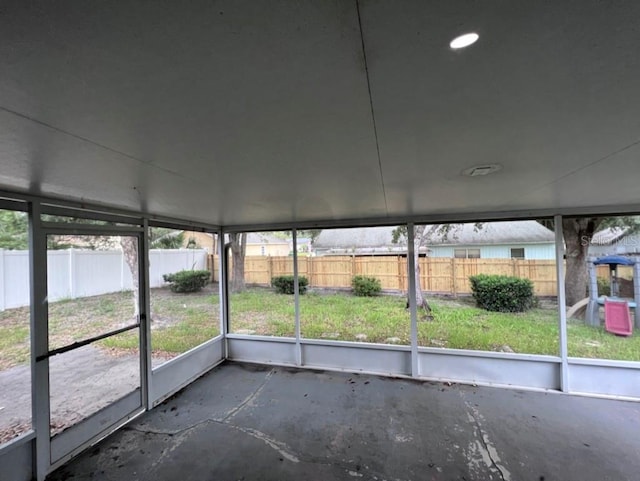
[48,362,640,481]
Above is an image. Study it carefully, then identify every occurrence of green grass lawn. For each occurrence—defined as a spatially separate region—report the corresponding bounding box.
[301,292,412,343]
[567,320,640,360]
[102,288,221,358]
[420,302,561,354]
[1,287,639,370]
[230,290,559,354]
[0,311,30,369]
[229,289,639,359]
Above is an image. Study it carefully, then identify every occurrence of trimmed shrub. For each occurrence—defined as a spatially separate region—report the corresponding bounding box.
[469,274,535,312]
[163,270,210,293]
[271,275,308,295]
[351,275,382,297]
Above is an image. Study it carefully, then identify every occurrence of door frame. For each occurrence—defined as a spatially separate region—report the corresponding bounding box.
[29,203,151,478]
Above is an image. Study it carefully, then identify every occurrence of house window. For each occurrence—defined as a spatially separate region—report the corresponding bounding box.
[510,248,525,259]
[467,248,481,259]
[454,248,481,259]
[261,245,266,256]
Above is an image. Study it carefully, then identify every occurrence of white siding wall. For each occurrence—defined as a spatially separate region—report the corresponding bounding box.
[428,246,454,258]
[481,246,512,258]
[0,249,207,311]
[521,244,557,260]
[428,243,555,259]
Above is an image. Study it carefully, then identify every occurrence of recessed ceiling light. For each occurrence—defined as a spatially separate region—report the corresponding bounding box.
[462,164,502,177]
[450,32,479,49]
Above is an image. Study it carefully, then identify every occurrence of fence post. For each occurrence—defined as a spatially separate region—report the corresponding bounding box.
[511,258,517,277]
[267,256,273,284]
[351,255,356,280]
[212,255,217,282]
[307,256,314,286]
[451,258,457,296]
[0,249,5,311]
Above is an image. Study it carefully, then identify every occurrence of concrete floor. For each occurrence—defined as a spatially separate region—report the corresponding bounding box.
[48,362,640,481]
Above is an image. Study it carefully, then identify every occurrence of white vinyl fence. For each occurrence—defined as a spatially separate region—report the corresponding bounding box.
[0,248,207,311]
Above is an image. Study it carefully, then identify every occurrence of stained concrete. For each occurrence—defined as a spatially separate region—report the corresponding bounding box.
[48,362,640,481]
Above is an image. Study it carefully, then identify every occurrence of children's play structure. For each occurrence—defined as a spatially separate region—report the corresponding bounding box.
[586,255,640,335]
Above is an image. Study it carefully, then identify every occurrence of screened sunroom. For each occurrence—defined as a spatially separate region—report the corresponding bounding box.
[1,2,639,480]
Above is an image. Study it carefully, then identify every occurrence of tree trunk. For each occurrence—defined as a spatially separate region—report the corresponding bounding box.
[411,225,432,316]
[229,232,247,293]
[120,236,139,317]
[562,218,602,306]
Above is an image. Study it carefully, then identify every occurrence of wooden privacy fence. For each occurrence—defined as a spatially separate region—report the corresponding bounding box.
[210,255,561,297]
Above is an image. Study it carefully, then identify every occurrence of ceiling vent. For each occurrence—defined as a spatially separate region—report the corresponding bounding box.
[462,164,503,177]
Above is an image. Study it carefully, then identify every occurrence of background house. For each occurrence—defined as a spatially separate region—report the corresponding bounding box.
[313,221,556,259]
[427,221,555,259]
[182,231,217,254]
[313,226,408,256]
[588,228,640,257]
[181,232,291,256]
[244,233,290,256]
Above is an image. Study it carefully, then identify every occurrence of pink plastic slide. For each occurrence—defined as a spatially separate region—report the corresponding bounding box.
[604,299,633,336]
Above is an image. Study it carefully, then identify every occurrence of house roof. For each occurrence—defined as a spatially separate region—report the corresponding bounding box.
[426,221,555,246]
[245,233,288,245]
[590,227,629,246]
[313,221,555,254]
[313,226,405,255]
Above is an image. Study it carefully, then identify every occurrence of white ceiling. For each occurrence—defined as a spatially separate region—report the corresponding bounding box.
[1,1,639,228]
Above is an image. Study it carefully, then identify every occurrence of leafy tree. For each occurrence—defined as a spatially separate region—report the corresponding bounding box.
[0,210,118,250]
[150,228,184,249]
[299,229,322,243]
[185,236,199,249]
[0,210,28,249]
[538,217,640,306]
[269,230,321,242]
[39,215,141,314]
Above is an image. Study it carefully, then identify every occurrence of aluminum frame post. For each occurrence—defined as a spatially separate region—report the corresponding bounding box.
[554,215,569,392]
[219,231,230,359]
[407,223,419,378]
[29,200,51,481]
[293,229,302,366]
[140,220,152,410]
[634,259,640,328]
